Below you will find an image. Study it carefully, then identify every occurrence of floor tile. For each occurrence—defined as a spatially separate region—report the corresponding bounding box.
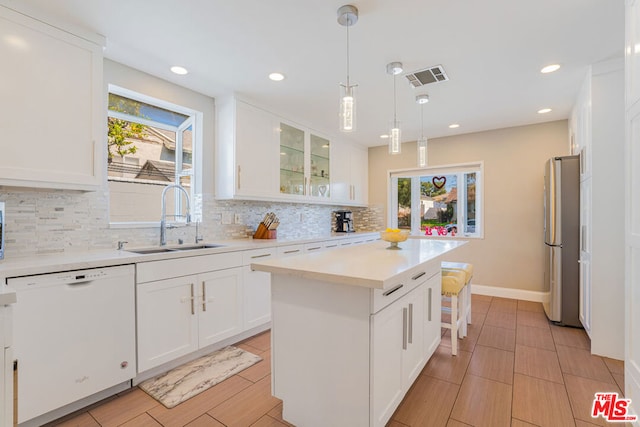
[267,403,295,427]
[477,325,516,352]
[564,373,624,426]
[450,374,512,427]
[237,349,271,383]
[514,344,564,384]
[467,345,514,385]
[51,412,100,427]
[392,375,460,427]
[488,297,518,314]
[512,373,575,427]
[603,357,624,375]
[207,375,280,427]
[472,299,491,315]
[147,375,253,427]
[421,345,472,384]
[556,345,615,384]
[517,300,545,313]
[612,372,625,392]
[550,325,590,350]
[516,324,556,351]
[387,421,410,427]
[511,419,539,427]
[446,419,473,426]
[250,415,291,427]
[574,420,601,427]
[484,310,517,329]
[184,414,225,427]
[517,310,551,329]
[88,388,159,427]
[119,413,162,427]
[240,330,271,352]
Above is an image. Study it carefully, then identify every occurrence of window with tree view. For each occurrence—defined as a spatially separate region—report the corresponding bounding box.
[390,163,482,237]
[107,86,201,224]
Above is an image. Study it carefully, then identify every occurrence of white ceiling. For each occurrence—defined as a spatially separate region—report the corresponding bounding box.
[13,0,623,147]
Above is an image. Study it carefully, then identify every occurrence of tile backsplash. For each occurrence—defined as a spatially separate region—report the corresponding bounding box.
[0,188,383,258]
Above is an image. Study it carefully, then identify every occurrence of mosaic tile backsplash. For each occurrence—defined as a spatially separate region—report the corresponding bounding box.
[0,188,384,258]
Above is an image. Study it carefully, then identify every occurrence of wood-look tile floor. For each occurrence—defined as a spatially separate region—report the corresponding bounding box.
[47,295,624,427]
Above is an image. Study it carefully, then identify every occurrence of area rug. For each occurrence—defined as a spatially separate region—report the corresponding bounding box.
[139,346,262,408]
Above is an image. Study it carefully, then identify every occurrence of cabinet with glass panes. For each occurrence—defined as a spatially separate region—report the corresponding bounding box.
[279,122,330,199]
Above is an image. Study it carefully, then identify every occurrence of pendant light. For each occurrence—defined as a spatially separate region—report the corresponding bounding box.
[416,94,429,167]
[387,61,403,154]
[337,5,358,132]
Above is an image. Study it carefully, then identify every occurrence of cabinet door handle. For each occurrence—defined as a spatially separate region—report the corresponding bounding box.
[428,287,432,321]
[307,246,321,251]
[383,284,403,297]
[402,307,408,350]
[251,253,272,259]
[237,165,241,190]
[201,281,206,312]
[408,303,414,344]
[283,249,300,254]
[411,271,426,281]
[190,283,195,315]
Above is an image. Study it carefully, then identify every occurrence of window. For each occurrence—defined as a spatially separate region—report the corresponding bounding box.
[389,162,483,238]
[107,85,202,224]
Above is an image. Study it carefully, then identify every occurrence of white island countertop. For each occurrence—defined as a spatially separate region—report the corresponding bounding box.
[251,238,466,290]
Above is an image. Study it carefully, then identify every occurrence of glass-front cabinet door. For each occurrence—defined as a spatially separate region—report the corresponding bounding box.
[279,123,305,196]
[310,134,330,198]
[279,122,331,199]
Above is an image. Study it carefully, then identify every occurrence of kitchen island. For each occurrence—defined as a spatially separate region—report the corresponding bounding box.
[251,238,466,427]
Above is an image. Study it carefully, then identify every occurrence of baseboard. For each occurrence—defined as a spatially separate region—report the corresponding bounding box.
[471,283,547,303]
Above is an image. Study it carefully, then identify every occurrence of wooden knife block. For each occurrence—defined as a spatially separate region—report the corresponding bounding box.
[253,223,277,239]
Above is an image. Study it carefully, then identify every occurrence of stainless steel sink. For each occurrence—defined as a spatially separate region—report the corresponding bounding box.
[127,244,225,254]
[127,247,178,254]
[172,244,226,251]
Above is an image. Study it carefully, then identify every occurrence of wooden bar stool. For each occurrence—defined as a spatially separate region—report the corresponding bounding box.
[441,270,467,356]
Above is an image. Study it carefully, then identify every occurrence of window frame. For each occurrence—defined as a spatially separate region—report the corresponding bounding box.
[387,161,484,239]
[107,84,203,228]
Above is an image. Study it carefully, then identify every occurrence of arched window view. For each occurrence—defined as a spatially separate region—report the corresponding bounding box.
[107,89,200,223]
[391,164,481,237]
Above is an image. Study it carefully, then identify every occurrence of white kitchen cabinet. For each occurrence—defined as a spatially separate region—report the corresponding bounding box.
[571,58,624,359]
[242,247,277,330]
[331,140,368,206]
[216,97,280,200]
[198,268,243,347]
[0,5,104,190]
[137,275,199,372]
[423,273,442,357]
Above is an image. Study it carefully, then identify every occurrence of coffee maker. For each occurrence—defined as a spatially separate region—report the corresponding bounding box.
[334,210,355,233]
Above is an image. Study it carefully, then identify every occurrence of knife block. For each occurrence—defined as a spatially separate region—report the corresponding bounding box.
[253,223,277,239]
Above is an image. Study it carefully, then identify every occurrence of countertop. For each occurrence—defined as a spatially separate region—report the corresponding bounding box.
[0,232,380,281]
[251,238,467,290]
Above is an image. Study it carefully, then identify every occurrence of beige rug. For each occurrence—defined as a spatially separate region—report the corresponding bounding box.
[139,346,262,408]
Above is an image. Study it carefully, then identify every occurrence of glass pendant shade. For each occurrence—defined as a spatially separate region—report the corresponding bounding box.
[389,124,401,154]
[340,85,356,132]
[417,137,428,167]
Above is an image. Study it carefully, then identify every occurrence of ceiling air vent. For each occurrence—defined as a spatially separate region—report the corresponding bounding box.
[405,65,449,88]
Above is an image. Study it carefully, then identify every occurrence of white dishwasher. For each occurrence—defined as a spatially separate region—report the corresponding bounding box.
[8,264,136,425]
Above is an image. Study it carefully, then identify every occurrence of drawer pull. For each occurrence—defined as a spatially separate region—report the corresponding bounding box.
[408,303,414,344]
[383,284,404,297]
[411,271,426,281]
[402,307,408,350]
[325,244,338,248]
[284,249,300,254]
[251,253,272,259]
[307,246,321,251]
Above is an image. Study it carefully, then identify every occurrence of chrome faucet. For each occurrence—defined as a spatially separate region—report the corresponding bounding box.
[160,184,191,246]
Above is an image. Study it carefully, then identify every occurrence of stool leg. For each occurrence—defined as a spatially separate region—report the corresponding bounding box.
[466,281,472,325]
[451,294,458,356]
[460,287,468,338]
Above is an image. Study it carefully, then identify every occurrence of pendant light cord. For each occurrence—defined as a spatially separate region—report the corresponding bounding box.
[393,73,397,126]
[346,16,351,88]
[420,104,424,139]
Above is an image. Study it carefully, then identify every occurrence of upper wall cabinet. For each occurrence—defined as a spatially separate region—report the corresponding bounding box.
[0,6,104,190]
[216,96,368,206]
[216,97,280,199]
[331,141,368,206]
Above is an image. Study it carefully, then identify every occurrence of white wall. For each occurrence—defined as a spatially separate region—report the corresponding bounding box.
[368,120,569,293]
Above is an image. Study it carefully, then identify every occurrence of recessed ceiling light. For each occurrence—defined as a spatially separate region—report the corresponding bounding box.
[540,64,561,74]
[449,124,460,129]
[269,72,285,81]
[170,66,188,75]
[380,134,389,139]
[538,108,552,114]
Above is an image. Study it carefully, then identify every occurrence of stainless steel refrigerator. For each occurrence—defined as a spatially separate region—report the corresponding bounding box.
[543,155,581,327]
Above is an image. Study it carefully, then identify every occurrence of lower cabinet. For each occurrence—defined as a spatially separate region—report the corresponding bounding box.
[136,267,242,373]
[242,248,277,330]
